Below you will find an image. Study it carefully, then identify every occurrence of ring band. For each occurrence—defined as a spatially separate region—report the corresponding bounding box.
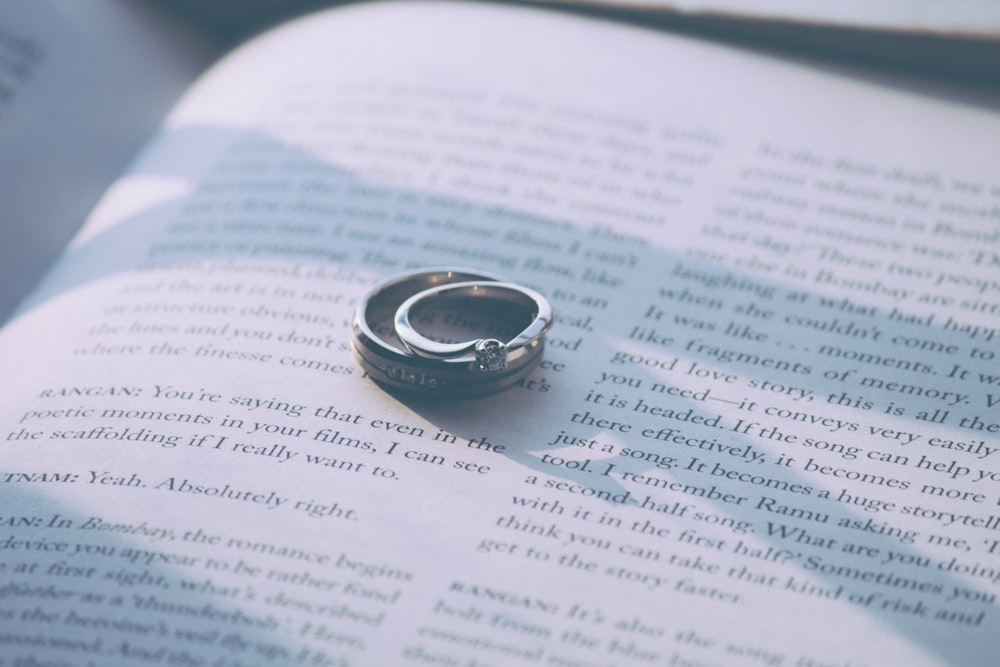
[394,281,553,373]
[351,268,549,396]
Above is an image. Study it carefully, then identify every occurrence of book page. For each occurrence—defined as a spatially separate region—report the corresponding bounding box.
[0,0,214,322]
[2,2,999,665]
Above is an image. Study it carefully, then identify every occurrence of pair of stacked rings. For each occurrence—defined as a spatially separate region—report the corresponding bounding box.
[352,268,554,396]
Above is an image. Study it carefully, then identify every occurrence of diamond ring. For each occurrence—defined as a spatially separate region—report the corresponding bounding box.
[393,281,553,373]
[352,269,552,396]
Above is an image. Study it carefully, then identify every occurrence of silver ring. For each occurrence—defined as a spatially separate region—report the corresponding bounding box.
[394,281,553,373]
[351,268,548,396]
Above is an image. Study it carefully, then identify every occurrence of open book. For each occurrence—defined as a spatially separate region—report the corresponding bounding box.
[2,1,999,664]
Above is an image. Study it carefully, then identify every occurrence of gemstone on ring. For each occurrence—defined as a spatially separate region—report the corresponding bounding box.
[475,338,508,372]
